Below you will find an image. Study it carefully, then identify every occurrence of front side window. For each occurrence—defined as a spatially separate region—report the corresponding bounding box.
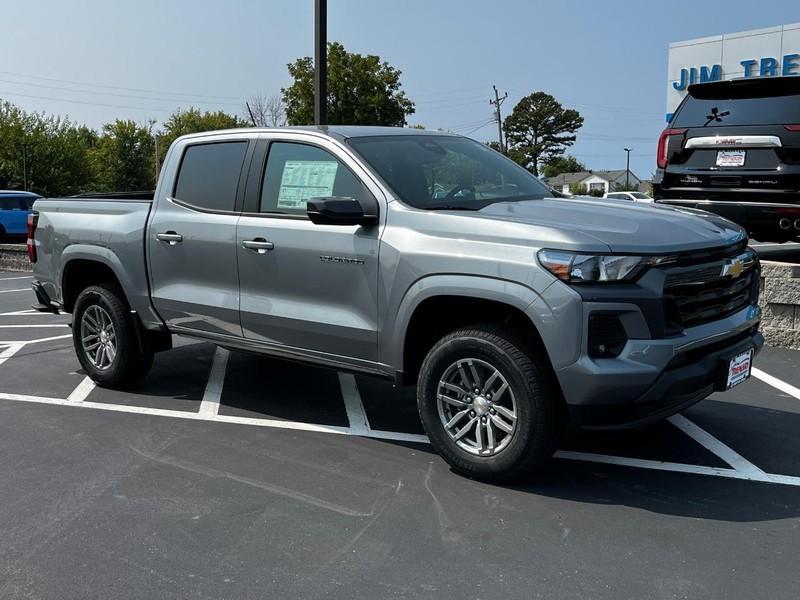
[348,135,551,210]
[260,142,371,215]
[174,141,248,212]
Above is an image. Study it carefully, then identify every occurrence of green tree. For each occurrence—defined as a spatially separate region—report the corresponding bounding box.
[503,92,583,176]
[0,100,95,196]
[158,108,245,163]
[283,42,415,126]
[541,155,586,178]
[91,120,155,191]
[569,182,588,196]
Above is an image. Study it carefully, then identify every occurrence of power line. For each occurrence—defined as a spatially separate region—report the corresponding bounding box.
[0,69,242,101]
[0,77,241,108]
[0,90,176,113]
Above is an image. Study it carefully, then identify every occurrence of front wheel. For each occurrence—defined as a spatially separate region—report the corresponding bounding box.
[72,285,153,387]
[417,325,560,482]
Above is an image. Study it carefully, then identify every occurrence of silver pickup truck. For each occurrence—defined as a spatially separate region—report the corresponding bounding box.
[29,126,763,481]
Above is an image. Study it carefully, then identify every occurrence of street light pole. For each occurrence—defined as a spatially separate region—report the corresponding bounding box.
[623,147,632,189]
[314,0,327,126]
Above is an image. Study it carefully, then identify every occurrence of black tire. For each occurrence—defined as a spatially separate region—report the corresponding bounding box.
[417,325,559,482]
[72,284,153,387]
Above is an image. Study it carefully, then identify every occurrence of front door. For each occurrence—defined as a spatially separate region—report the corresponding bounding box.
[236,138,382,365]
[148,138,250,337]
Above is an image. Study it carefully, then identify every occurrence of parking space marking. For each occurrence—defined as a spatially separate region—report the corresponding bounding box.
[0,275,32,281]
[752,367,800,401]
[0,334,72,345]
[0,343,24,367]
[668,414,766,476]
[66,376,96,403]
[0,324,68,328]
[0,288,31,294]
[198,347,229,416]
[339,372,371,435]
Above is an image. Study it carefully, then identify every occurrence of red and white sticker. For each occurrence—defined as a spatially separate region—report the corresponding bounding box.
[727,349,753,389]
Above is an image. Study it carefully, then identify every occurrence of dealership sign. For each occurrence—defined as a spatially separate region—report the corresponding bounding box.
[673,53,800,90]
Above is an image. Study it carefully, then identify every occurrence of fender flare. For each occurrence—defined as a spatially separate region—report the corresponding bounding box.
[387,274,555,373]
[59,245,138,309]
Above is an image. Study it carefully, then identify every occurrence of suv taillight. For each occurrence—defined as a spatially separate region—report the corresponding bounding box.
[656,128,687,169]
[785,124,800,131]
[27,212,38,263]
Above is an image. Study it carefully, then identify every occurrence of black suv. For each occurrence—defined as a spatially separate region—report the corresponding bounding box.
[654,76,800,243]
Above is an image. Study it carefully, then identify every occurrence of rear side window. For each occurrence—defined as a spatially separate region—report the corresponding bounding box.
[0,197,26,210]
[673,94,800,128]
[174,142,248,211]
[260,142,371,215]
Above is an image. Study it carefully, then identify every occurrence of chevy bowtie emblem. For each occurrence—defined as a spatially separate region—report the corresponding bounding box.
[721,257,745,278]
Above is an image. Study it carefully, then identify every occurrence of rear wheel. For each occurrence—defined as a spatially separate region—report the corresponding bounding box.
[72,285,153,387]
[417,325,560,482]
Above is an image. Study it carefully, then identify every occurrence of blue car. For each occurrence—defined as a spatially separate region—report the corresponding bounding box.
[0,190,41,240]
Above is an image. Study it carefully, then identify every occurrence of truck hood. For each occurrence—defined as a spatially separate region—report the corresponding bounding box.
[476,197,746,253]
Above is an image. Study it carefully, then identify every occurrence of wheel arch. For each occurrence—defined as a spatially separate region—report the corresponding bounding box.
[391,275,557,386]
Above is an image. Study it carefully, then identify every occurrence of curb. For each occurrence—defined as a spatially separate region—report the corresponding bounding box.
[0,244,30,273]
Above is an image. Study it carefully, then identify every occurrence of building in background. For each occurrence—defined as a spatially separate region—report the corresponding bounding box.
[666,23,800,121]
[546,170,643,195]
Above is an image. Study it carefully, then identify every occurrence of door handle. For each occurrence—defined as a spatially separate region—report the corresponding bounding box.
[241,238,275,254]
[156,231,183,245]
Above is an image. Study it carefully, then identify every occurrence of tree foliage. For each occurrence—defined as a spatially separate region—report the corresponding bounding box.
[90,120,155,192]
[158,108,245,163]
[283,42,415,126]
[541,154,586,178]
[503,92,583,176]
[0,101,96,196]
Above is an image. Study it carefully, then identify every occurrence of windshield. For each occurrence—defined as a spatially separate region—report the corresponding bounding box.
[630,192,650,199]
[347,134,552,210]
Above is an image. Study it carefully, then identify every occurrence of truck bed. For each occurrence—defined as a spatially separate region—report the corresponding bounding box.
[32,196,156,323]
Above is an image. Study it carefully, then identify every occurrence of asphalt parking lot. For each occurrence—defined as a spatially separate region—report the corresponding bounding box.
[1,271,800,599]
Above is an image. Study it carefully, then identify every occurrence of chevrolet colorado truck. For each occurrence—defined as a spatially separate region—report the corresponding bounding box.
[29,126,763,481]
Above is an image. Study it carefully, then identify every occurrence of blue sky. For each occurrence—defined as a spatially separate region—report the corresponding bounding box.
[0,0,798,178]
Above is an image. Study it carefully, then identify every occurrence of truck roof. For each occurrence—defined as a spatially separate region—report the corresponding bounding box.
[177,125,458,143]
[0,190,41,197]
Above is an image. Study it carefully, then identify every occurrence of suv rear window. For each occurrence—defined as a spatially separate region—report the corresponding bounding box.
[174,141,248,211]
[673,79,800,128]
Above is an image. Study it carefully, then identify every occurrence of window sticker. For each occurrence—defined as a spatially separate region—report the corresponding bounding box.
[276,160,339,210]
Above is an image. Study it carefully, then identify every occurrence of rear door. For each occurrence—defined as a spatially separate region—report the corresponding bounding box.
[0,196,29,235]
[148,135,253,337]
[236,134,383,366]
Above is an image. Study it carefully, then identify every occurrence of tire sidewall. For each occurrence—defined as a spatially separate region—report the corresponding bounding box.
[73,286,133,385]
[418,332,545,478]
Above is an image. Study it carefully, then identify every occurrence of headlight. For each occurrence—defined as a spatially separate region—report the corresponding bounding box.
[537,249,674,283]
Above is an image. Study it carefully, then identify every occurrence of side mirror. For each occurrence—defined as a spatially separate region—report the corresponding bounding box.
[306,196,378,226]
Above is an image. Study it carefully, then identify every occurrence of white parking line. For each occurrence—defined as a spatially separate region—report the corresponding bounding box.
[0,275,33,281]
[66,376,96,403]
[752,367,800,401]
[0,334,72,345]
[2,332,800,487]
[338,372,371,435]
[0,288,29,294]
[0,344,24,367]
[668,414,766,477]
[0,324,68,328]
[198,347,229,416]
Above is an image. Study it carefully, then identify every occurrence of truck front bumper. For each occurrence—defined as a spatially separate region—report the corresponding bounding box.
[556,303,763,430]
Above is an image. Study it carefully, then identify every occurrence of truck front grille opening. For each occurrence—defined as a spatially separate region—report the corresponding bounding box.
[664,262,756,330]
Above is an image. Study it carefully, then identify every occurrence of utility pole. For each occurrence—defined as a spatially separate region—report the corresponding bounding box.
[623,147,632,188]
[489,85,508,153]
[314,0,327,126]
[154,134,160,185]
